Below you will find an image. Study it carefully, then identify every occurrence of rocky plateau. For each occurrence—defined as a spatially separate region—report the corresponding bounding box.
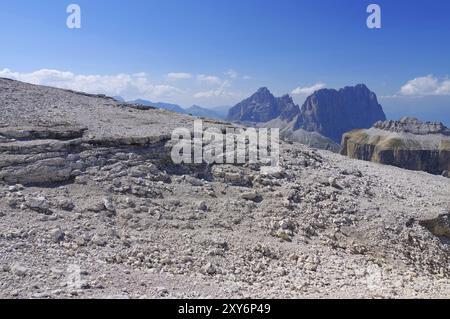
[342,117,450,177]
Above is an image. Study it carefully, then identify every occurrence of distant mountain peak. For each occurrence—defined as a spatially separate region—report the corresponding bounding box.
[185,104,225,120]
[355,83,369,90]
[226,87,292,123]
[279,94,294,102]
[227,84,386,144]
[256,87,271,93]
[250,87,274,100]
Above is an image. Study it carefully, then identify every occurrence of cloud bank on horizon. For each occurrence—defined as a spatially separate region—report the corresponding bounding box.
[0,68,181,101]
[2,67,449,100]
[0,68,248,104]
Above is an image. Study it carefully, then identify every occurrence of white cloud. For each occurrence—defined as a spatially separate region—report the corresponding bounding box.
[242,75,252,80]
[291,83,326,96]
[197,74,222,85]
[193,90,221,98]
[133,72,148,78]
[194,71,244,101]
[167,72,192,80]
[194,80,239,99]
[225,69,238,79]
[400,75,450,96]
[0,68,181,100]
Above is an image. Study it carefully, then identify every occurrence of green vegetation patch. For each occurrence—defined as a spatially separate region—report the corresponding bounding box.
[345,130,370,144]
[385,138,405,148]
[440,139,450,151]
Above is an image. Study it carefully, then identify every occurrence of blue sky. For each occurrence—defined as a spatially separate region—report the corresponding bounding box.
[0,0,449,125]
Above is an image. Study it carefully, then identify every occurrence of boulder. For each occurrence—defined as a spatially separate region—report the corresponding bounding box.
[420,213,450,239]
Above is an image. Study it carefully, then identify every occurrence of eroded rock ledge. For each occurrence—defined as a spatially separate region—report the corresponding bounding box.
[0,124,172,185]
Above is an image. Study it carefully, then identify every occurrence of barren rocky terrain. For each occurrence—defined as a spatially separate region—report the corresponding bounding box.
[0,78,449,299]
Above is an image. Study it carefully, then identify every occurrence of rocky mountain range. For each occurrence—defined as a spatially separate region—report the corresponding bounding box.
[127,99,227,121]
[227,87,299,123]
[227,85,386,149]
[342,117,450,177]
[185,105,225,119]
[0,78,449,299]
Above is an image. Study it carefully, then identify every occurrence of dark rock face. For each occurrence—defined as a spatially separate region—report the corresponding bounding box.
[341,118,450,176]
[227,88,299,123]
[294,84,386,143]
[377,149,449,175]
[278,94,300,121]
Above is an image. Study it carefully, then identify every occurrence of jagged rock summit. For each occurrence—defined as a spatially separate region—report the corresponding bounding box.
[228,84,386,150]
[342,117,450,176]
[227,87,299,123]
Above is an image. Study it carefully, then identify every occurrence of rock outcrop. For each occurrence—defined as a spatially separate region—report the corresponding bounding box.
[420,212,450,239]
[341,117,450,176]
[0,78,224,185]
[0,124,171,185]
